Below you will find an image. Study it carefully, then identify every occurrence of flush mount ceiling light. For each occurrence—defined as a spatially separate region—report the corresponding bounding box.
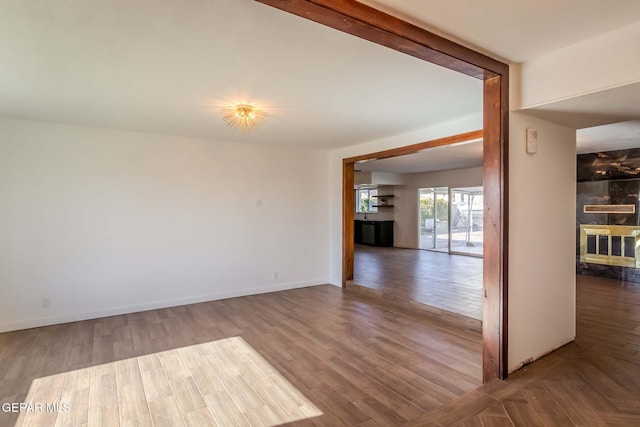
[220,103,268,133]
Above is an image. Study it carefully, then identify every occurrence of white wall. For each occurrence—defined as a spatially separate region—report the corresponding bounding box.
[328,113,483,284]
[394,167,483,248]
[407,167,483,190]
[519,21,640,108]
[2,102,577,374]
[508,112,576,371]
[0,118,330,332]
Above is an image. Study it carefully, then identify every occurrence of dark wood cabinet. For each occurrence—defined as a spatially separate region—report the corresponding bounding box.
[354,220,394,247]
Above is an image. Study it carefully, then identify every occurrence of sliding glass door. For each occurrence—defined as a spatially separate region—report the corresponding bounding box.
[418,186,483,256]
[419,188,449,252]
[450,187,483,256]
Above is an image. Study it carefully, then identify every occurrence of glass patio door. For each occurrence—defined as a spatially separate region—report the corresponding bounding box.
[450,187,484,256]
[419,187,449,251]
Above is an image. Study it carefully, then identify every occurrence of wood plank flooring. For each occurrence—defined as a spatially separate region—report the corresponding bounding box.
[0,285,482,427]
[1,274,638,426]
[353,245,483,320]
[14,337,322,427]
[405,274,640,426]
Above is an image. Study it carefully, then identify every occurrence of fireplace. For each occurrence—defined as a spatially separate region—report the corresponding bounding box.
[579,224,640,267]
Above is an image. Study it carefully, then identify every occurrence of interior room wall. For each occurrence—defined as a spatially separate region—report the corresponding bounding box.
[519,21,640,109]
[0,117,330,332]
[508,111,577,372]
[394,167,483,248]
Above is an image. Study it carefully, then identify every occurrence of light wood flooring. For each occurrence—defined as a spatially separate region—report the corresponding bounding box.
[1,274,639,426]
[14,337,322,427]
[353,245,483,321]
[0,285,482,427]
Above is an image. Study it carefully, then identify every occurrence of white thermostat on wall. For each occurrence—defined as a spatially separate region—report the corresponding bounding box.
[526,128,538,154]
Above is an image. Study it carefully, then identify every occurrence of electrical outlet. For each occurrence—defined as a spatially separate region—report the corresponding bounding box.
[273,272,278,280]
[42,298,51,309]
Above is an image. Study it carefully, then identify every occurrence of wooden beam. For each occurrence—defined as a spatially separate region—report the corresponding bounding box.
[500,71,510,380]
[482,75,508,381]
[342,161,355,285]
[255,0,508,79]
[344,129,483,164]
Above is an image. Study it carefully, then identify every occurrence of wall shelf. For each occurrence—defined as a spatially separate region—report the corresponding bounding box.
[371,194,394,208]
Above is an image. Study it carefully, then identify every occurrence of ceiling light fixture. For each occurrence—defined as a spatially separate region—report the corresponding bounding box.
[220,103,268,133]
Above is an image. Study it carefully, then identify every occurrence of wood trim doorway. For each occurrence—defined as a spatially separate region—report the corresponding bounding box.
[255,0,509,382]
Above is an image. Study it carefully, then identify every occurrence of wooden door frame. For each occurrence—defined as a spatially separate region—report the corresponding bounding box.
[256,0,509,381]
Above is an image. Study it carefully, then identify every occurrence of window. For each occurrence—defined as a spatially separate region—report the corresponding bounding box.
[356,189,378,213]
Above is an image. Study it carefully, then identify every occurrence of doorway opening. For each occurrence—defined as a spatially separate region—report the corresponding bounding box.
[351,138,485,324]
[259,0,509,381]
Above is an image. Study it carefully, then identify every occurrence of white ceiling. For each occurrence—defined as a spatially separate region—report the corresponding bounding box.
[524,82,640,130]
[360,0,640,62]
[358,119,640,175]
[0,0,483,149]
[577,120,640,154]
[3,0,640,152]
[362,0,640,154]
[356,140,483,174]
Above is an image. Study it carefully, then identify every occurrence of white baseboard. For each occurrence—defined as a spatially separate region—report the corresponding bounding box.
[0,279,328,333]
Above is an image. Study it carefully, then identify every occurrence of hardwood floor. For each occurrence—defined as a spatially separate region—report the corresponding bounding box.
[1,274,638,426]
[0,285,482,427]
[352,244,483,321]
[13,337,322,427]
[406,274,640,426]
